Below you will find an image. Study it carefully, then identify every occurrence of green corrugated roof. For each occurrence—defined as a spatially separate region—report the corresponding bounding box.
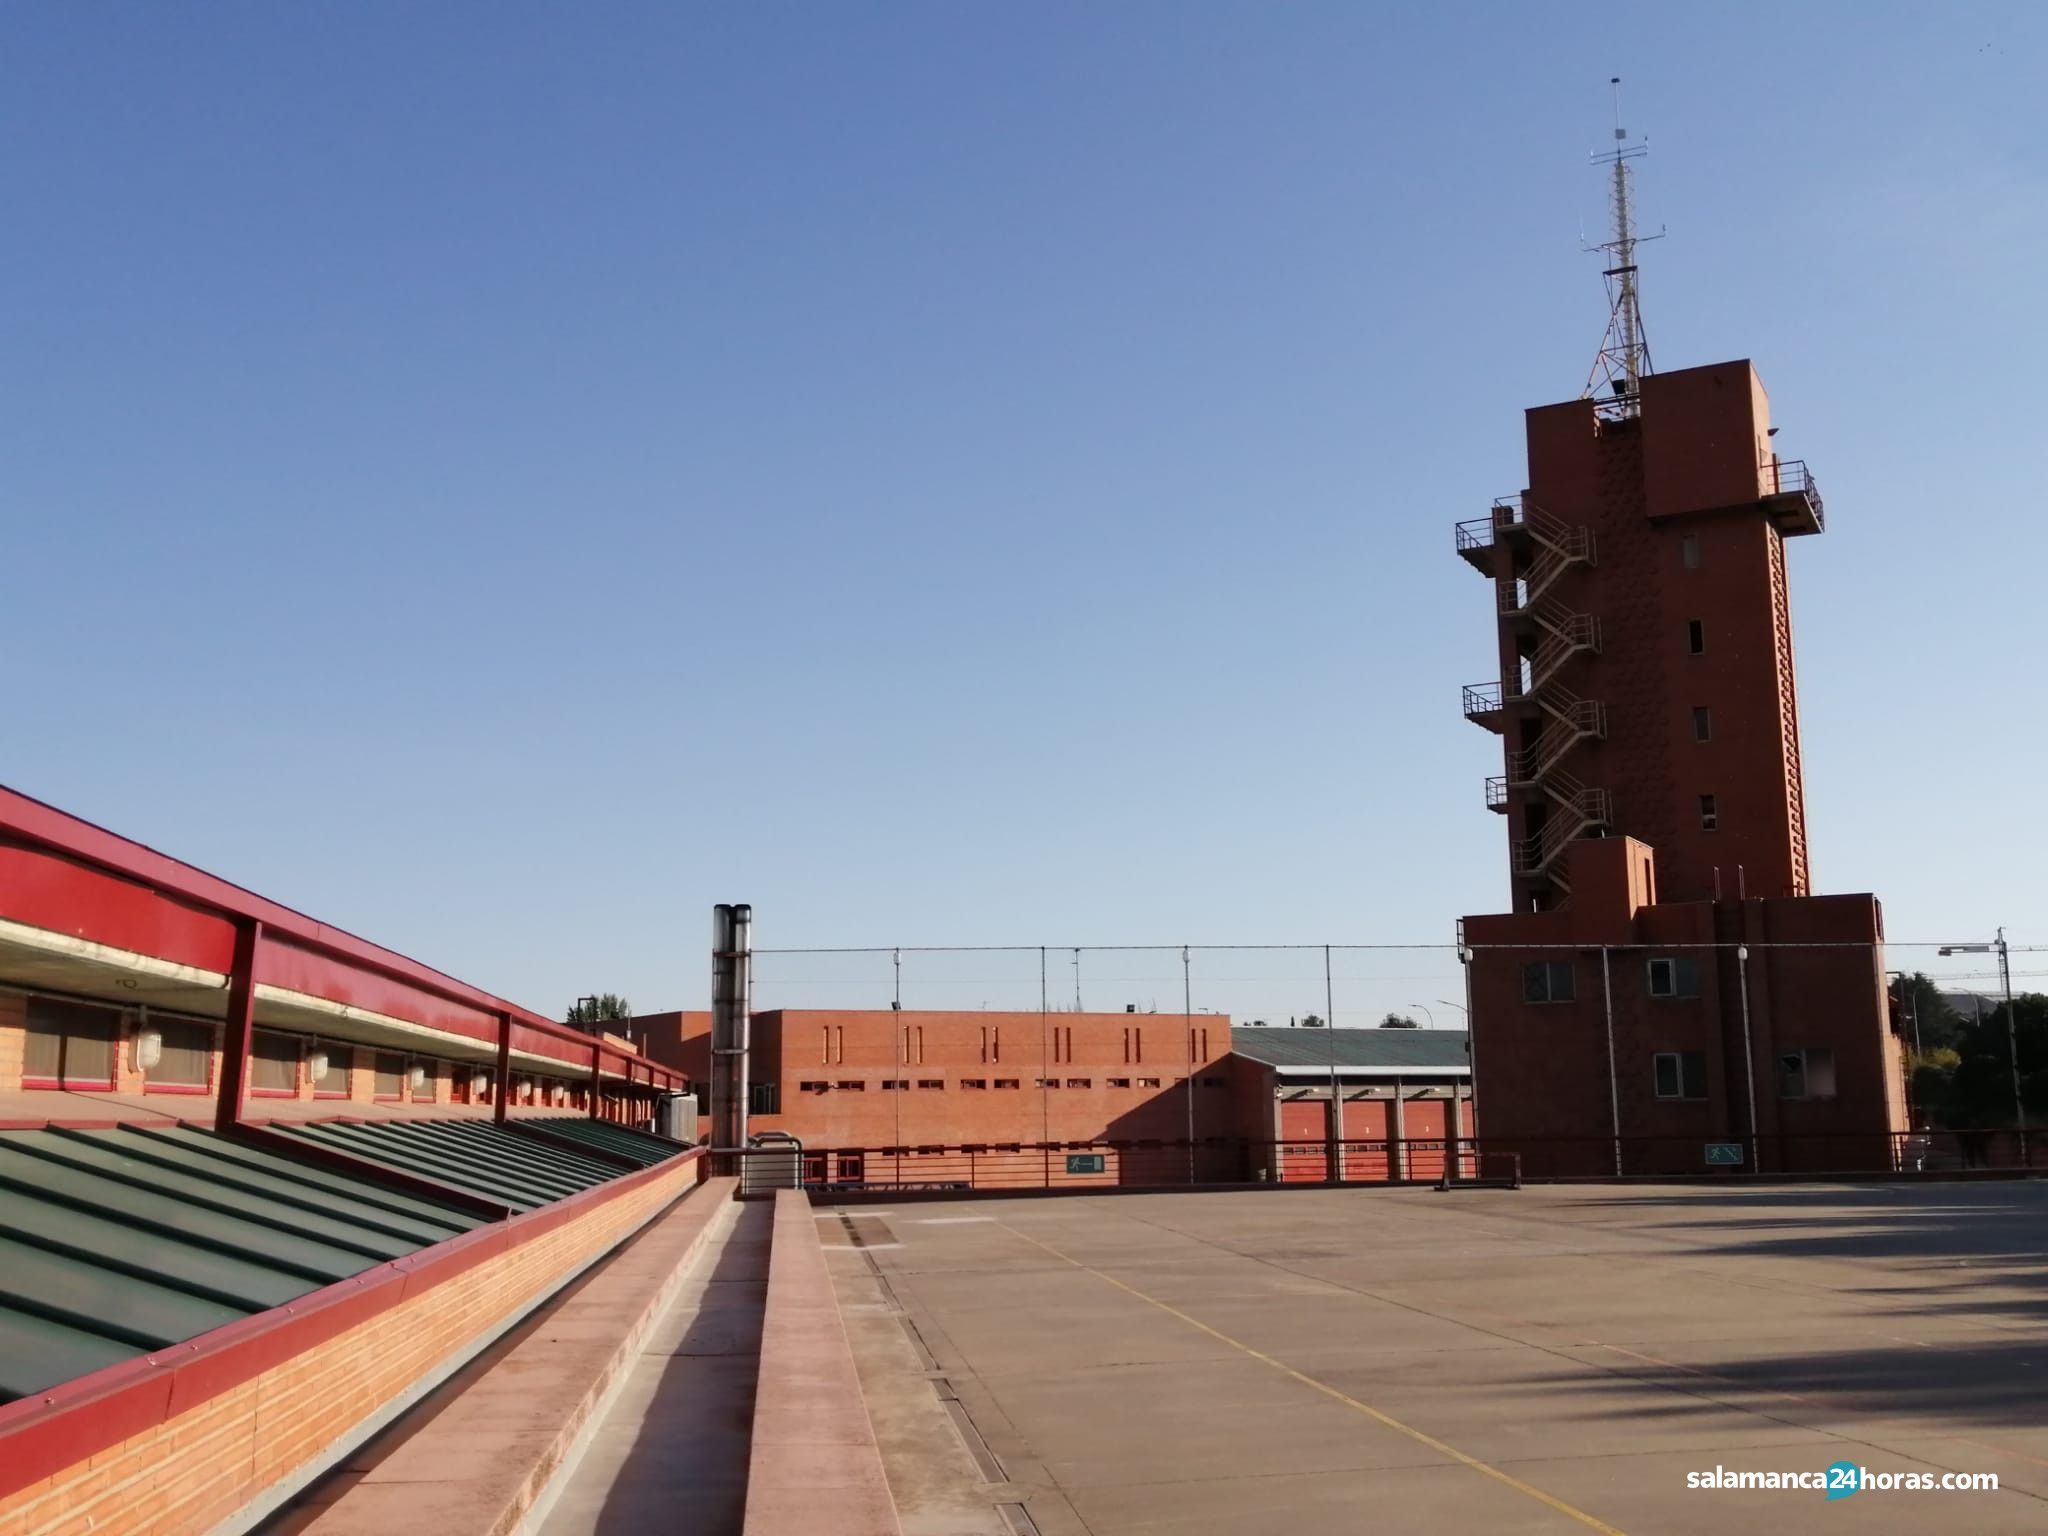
[0,1115,679,1406]
[0,1123,476,1404]
[1229,1026,1471,1071]
[279,1119,630,1211]
[536,1118,685,1167]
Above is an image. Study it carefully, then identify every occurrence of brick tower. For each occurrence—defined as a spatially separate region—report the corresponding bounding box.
[1455,90,1906,1177]
[1455,362,1823,912]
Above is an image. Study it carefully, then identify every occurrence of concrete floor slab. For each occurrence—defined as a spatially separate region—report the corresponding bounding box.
[835,1181,2048,1535]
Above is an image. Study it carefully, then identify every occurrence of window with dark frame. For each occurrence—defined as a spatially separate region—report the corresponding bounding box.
[1521,961,1576,1004]
[23,997,120,1089]
[1693,706,1712,741]
[373,1051,406,1100]
[749,1082,780,1115]
[144,1018,215,1091]
[1699,794,1718,831]
[1680,533,1700,569]
[917,1079,944,1090]
[312,1042,354,1097]
[1647,957,1700,999]
[1652,1050,1708,1100]
[1687,619,1706,654]
[250,1030,300,1095]
[1777,1047,1837,1100]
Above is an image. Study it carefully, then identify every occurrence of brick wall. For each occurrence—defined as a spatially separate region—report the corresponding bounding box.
[0,1157,705,1536]
[0,995,25,1091]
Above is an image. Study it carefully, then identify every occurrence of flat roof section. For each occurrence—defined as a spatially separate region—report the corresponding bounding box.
[828,1183,2048,1534]
[1230,1025,1470,1072]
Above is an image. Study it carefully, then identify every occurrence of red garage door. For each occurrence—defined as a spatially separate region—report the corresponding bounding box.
[1278,1099,1328,1183]
[1340,1099,1391,1182]
[1403,1099,1447,1182]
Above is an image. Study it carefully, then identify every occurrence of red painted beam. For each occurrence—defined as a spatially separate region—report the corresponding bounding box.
[0,783,677,1083]
[214,919,261,1135]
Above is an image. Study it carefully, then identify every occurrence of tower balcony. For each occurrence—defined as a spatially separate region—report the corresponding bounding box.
[1455,494,1594,575]
[1461,681,1506,732]
[1484,776,1509,812]
[1762,458,1825,536]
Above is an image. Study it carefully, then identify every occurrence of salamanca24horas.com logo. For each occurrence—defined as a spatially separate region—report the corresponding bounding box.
[1687,1462,1997,1499]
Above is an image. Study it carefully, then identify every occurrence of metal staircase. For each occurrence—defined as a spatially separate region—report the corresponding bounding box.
[1456,494,1609,903]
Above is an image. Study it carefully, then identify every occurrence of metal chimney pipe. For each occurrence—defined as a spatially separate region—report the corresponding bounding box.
[709,904,753,1160]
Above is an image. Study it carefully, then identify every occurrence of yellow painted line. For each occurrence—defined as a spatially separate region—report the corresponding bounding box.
[996,1220,1629,1536]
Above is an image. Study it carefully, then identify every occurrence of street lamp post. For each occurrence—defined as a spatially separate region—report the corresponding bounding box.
[1408,1003,1435,1028]
[1435,998,1470,1021]
[1940,930,2024,1165]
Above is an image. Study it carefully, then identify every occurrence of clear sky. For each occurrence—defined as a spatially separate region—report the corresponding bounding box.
[4,3,2043,1025]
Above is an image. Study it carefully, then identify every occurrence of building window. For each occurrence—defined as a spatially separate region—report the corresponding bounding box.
[994,1078,1019,1089]
[373,1052,406,1101]
[144,1018,215,1093]
[1652,1051,1708,1100]
[1066,1078,1092,1089]
[1136,1076,1162,1088]
[749,1082,780,1115]
[1692,706,1711,741]
[1680,533,1700,569]
[23,997,120,1090]
[1699,794,1718,832]
[835,1079,864,1091]
[917,1079,944,1090]
[1778,1048,1837,1101]
[1108,1077,1132,1088]
[1521,961,1575,1004]
[1647,957,1700,999]
[312,1042,355,1098]
[1687,619,1706,655]
[251,1031,300,1095]
[411,1059,439,1102]
[961,1078,987,1089]
[799,1080,829,1093]
[880,1079,905,1090]
[1037,1078,1056,1089]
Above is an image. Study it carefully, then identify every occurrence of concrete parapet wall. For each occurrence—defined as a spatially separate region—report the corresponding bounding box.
[743,1188,899,1536]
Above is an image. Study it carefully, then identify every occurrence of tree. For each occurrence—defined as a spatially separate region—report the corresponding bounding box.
[1379,1013,1421,1029]
[1889,972,1963,1055]
[566,993,634,1028]
[1916,993,2048,1128]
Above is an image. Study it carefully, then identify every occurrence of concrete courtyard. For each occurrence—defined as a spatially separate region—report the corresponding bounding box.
[824,1181,2048,1536]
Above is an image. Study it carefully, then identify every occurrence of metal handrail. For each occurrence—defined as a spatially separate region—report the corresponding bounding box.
[1462,681,1504,718]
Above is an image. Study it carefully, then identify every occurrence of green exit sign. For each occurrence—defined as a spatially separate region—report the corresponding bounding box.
[1704,1143,1745,1166]
[1066,1154,1106,1175]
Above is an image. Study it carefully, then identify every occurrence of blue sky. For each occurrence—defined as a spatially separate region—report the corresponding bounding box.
[4,4,2043,1023]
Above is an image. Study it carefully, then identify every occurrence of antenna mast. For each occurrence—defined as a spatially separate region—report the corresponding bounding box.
[1584,76,1660,416]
